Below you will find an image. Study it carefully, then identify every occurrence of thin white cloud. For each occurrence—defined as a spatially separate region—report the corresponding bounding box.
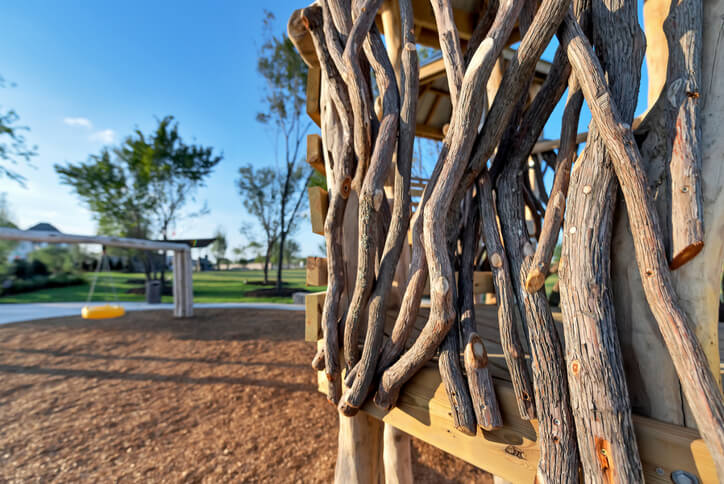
[63,117,93,128]
[89,129,116,144]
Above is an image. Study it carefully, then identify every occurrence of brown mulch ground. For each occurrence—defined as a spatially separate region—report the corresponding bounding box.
[0,308,492,483]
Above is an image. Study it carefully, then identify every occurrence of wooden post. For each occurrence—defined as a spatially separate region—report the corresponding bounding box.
[182,249,193,318]
[335,413,384,484]
[173,250,182,318]
[382,425,413,484]
[173,249,193,318]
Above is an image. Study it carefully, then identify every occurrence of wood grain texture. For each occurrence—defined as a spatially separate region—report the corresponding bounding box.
[315,350,718,483]
[559,11,724,476]
[556,0,646,479]
[376,0,523,412]
[459,193,502,430]
[478,174,536,421]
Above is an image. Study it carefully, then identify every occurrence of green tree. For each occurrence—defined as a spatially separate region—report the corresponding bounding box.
[237,166,279,284]
[0,194,18,274]
[0,76,37,184]
[211,227,228,270]
[269,237,301,267]
[55,116,221,282]
[256,10,313,293]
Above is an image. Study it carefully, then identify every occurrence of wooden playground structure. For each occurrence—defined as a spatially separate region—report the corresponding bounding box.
[0,227,195,318]
[289,0,724,482]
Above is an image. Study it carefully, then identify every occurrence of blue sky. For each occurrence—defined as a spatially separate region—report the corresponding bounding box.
[0,0,319,258]
[0,1,648,259]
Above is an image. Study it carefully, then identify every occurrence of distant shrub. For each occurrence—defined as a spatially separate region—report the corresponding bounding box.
[0,273,85,296]
[30,259,49,276]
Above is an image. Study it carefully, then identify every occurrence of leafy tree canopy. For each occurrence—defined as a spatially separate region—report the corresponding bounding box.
[0,75,37,184]
[55,116,221,240]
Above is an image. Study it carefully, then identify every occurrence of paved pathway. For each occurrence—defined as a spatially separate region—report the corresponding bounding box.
[0,302,304,325]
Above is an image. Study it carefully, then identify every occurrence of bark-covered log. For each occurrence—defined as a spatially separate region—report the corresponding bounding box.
[302,4,355,404]
[376,0,524,411]
[339,0,388,369]
[428,0,480,436]
[339,0,417,415]
[636,0,704,270]
[556,0,646,479]
[430,0,465,110]
[497,157,579,484]
[559,12,724,475]
[439,248,478,435]
[459,190,503,430]
[478,173,536,420]
[525,78,583,293]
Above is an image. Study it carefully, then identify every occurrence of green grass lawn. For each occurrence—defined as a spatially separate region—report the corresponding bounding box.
[0,269,326,304]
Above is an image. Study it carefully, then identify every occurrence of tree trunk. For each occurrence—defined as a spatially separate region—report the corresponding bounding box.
[276,231,286,294]
[263,244,272,285]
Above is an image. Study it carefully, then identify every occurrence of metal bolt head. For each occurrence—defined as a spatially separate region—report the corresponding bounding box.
[671,470,699,484]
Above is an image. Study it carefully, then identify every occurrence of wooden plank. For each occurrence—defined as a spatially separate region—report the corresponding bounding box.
[306,256,328,286]
[305,291,325,342]
[306,66,321,127]
[316,359,716,483]
[0,227,189,251]
[308,186,329,236]
[415,123,444,141]
[473,271,494,294]
[409,0,475,40]
[306,134,326,176]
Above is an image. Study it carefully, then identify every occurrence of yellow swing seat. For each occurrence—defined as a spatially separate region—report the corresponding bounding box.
[81,304,126,320]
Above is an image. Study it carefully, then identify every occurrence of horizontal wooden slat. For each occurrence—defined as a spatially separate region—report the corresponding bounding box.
[304,291,325,342]
[308,186,328,236]
[306,134,325,176]
[306,256,327,286]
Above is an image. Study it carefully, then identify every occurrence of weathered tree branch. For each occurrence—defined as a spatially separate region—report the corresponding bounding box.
[559,11,724,475]
[525,77,583,292]
[339,0,417,415]
[478,173,536,420]
[376,0,524,411]
[459,190,503,430]
[342,20,400,377]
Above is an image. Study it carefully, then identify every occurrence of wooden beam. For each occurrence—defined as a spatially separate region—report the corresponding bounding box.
[0,227,189,252]
[415,123,444,140]
[308,186,329,236]
[305,291,325,342]
[315,350,717,483]
[306,256,328,286]
[410,0,475,40]
[423,94,443,126]
[306,134,326,175]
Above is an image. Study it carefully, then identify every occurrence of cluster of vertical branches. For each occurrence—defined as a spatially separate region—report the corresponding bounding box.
[296,0,723,480]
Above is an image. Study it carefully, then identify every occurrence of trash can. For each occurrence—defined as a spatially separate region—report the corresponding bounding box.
[145,280,162,304]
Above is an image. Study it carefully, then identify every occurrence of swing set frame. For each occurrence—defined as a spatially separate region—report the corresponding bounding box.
[0,227,195,318]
